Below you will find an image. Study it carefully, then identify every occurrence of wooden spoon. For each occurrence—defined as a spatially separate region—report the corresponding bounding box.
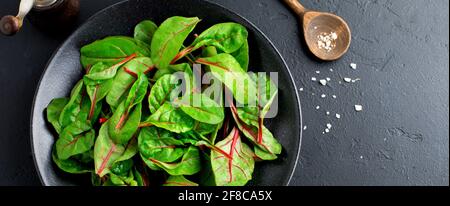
[283,0,351,61]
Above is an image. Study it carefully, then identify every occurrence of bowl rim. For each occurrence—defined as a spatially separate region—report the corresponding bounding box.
[30,0,303,186]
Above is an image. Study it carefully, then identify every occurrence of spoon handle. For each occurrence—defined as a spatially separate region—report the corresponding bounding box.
[0,0,34,36]
[283,0,306,17]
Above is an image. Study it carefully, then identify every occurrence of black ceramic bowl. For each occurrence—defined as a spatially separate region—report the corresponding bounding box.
[31,0,302,186]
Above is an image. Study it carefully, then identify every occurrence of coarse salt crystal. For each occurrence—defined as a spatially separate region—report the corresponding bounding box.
[326,123,332,129]
[344,78,352,83]
[326,111,330,115]
[332,95,337,99]
[299,87,304,91]
[311,77,317,81]
[350,63,357,69]
[336,113,341,119]
[316,71,321,74]
[316,106,320,110]
[355,105,363,112]
[325,128,330,133]
[330,68,334,72]
[303,126,307,130]
[319,79,327,86]
[321,94,327,98]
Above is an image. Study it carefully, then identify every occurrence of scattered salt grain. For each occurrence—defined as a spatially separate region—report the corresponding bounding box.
[299,87,304,92]
[351,78,361,83]
[326,111,330,115]
[355,105,363,112]
[303,126,307,130]
[330,68,334,72]
[332,95,337,99]
[321,94,327,98]
[343,78,352,83]
[316,71,321,74]
[326,77,331,81]
[314,26,318,30]
[316,106,320,110]
[326,123,332,129]
[325,128,330,133]
[319,79,327,86]
[336,113,341,119]
[350,63,357,70]
[360,155,364,159]
[311,77,317,81]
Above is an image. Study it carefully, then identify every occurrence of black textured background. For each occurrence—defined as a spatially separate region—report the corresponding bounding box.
[0,0,448,186]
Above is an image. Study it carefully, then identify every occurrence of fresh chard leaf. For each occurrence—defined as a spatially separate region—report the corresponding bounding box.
[46,98,69,134]
[106,57,154,108]
[134,20,158,46]
[196,54,257,105]
[144,103,195,133]
[104,171,138,186]
[110,158,134,176]
[211,128,255,186]
[59,80,85,129]
[230,101,281,160]
[94,123,135,177]
[143,146,201,176]
[151,16,200,70]
[108,102,142,144]
[84,54,137,81]
[153,63,192,81]
[231,39,249,71]
[52,146,92,174]
[192,22,248,53]
[138,127,185,163]
[80,36,146,68]
[124,73,149,112]
[55,121,95,160]
[163,175,198,186]
[148,74,181,113]
[175,92,224,125]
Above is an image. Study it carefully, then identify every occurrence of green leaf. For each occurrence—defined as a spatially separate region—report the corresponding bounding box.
[196,54,257,105]
[59,80,84,129]
[151,17,200,70]
[145,103,195,133]
[231,105,281,160]
[211,128,254,186]
[52,147,92,174]
[153,63,192,81]
[84,55,137,81]
[134,20,158,46]
[46,98,69,134]
[108,102,142,144]
[94,124,129,177]
[106,57,153,108]
[110,159,134,176]
[148,74,180,113]
[175,92,224,125]
[163,175,198,186]
[144,146,201,176]
[124,73,149,112]
[138,127,185,163]
[231,39,249,71]
[80,36,146,68]
[55,121,95,160]
[104,172,138,186]
[192,23,248,53]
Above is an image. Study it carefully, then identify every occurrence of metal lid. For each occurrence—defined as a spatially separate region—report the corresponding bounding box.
[34,0,58,8]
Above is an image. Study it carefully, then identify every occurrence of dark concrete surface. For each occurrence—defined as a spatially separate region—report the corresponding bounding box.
[0,0,448,185]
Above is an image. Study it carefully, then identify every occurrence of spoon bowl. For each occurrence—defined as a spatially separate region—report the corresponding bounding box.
[303,11,351,61]
[284,0,351,61]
